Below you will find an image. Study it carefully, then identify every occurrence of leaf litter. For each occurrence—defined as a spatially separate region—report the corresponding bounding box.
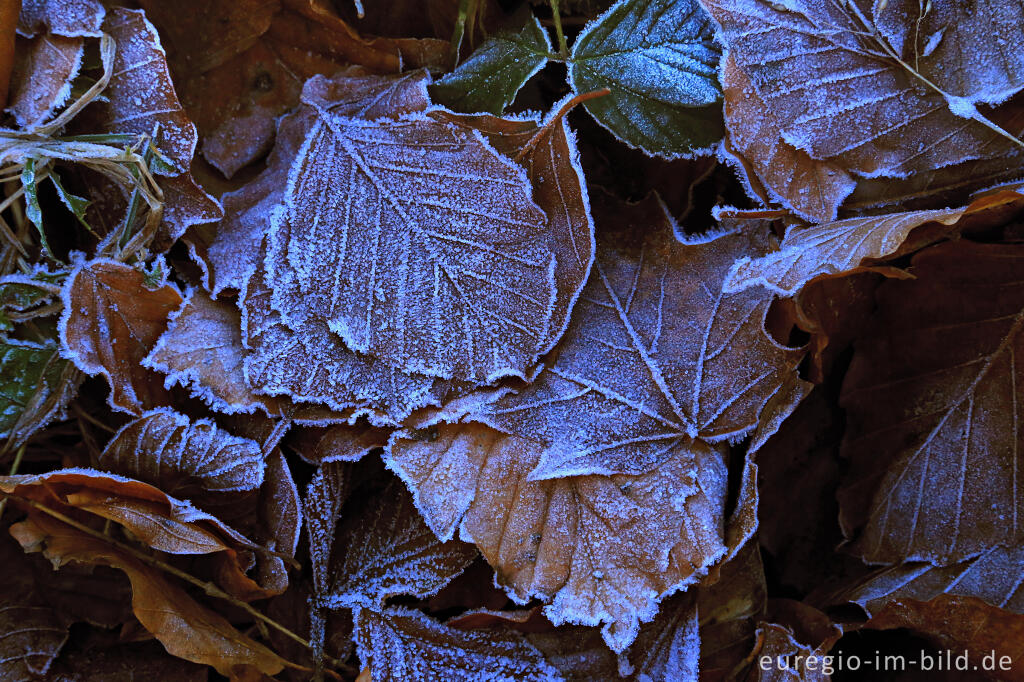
[3,0,1024,678]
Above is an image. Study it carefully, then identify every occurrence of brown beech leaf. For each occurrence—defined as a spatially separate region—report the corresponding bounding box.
[252,448,301,595]
[0,468,258,557]
[10,514,292,678]
[97,407,265,507]
[825,542,1024,618]
[243,252,445,423]
[59,258,182,414]
[839,240,1024,565]
[353,606,562,682]
[481,193,805,478]
[698,543,767,679]
[862,595,1024,681]
[325,479,477,609]
[263,108,557,384]
[204,69,432,295]
[724,184,1024,297]
[720,55,854,223]
[701,0,1024,178]
[386,419,729,653]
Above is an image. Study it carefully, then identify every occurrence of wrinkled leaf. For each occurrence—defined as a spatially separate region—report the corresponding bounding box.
[569,0,723,157]
[430,15,550,115]
[387,419,729,653]
[839,240,1024,564]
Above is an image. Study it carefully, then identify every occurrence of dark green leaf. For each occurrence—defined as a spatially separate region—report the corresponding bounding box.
[20,159,54,257]
[0,339,69,438]
[49,173,95,234]
[568,0,724,157]
[430,15,551,114]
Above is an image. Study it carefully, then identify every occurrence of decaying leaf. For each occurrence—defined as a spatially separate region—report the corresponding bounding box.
[17,0,104,38]
[482,193,805,478]
[839,240,1024,564]
[569,0,724,157]
[724,183,1024,297]
[6,34,84,128]
[387,418,728,653]
[354,606,562,681]
[325,479,477,609]
[264,108,554,383]
[10,513,293,678]
[59,258,182,413]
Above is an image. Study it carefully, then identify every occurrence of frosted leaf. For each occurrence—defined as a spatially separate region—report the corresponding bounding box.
[747,621,838,682]
[720,55,854,223]
[701,0,1023,177]
[97,407,265,507]
[723,205,978,297]
[7,34,84,128]
[304,461,350,595]
[265,110,556,382]
[156,172,223,248]
[253,448,302,595]
[568,0,724,157]
[829,543,1024,617]
[89,9,196,174]
[386,420,729,653]
[430,15,551,115]
[481,194,804,477]
[0,593,68,678]
[873,0,1024,105]
[58,258,182,414]
[17,0,104,38]
[838,241,1024,564]
[144,287,288,416]
[326,479,476,609]
[242,254,445,423]
[353,606,563,682]
[207,69,432,293]
[434,110,596,356]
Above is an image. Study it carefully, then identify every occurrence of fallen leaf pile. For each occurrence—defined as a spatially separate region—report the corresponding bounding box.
[1,0,1023,679]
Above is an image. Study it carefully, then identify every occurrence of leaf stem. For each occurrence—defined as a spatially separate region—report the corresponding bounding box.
[6,493,352,677]
[549,0,569,58]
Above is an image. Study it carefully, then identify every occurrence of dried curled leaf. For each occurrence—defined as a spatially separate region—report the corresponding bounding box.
[839,240,1024,564]
[10,513,291,678]
[97,408,265,506]
[701,0,1024,178]
[354,606,562,682]
[264,109,556,383]
[482,194,805,478]
[325,479,477,609]
[724,184,1024,297]
[387,420,729,653]
[59,258,182,414]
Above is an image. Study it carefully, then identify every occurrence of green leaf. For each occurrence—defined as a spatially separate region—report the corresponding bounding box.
[20,159,52,258]
[50,172,95,234]
[568,0,724,157]
[430,15,551,114]
[0,338,68,438]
